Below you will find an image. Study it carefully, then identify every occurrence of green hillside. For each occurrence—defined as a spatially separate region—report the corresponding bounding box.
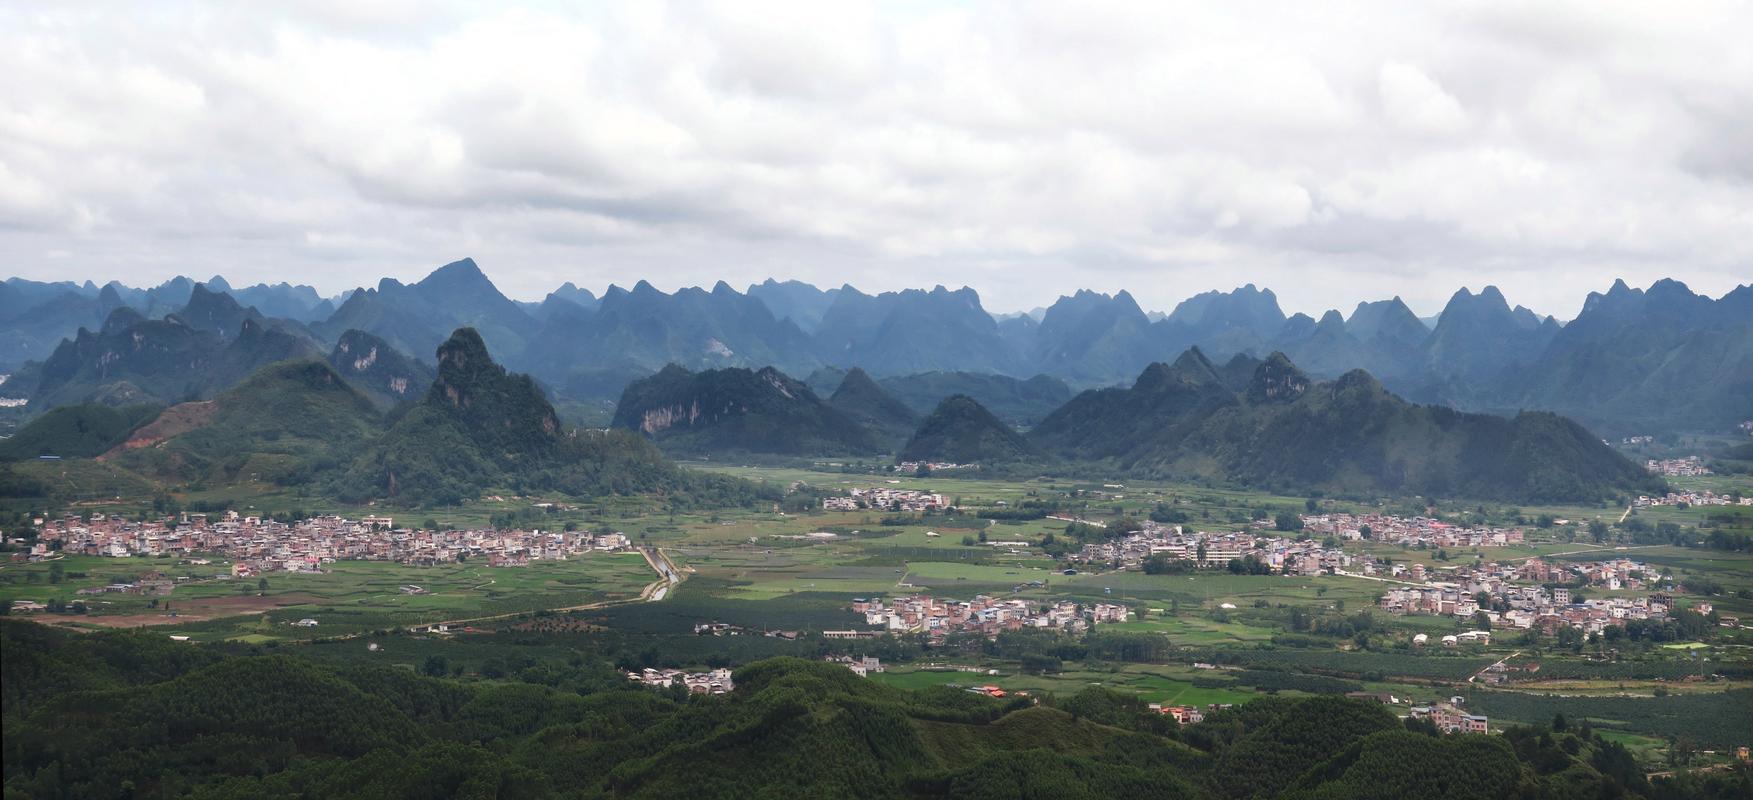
[0,403,160,460]
[112,360,383,487]
[344,328,737,506]
[827,367,918,448]
[612,364,880,456]
[327,328,435,409]
[899,395,1040,465]
[1032,351,1663,503]
[1,623,1683,800]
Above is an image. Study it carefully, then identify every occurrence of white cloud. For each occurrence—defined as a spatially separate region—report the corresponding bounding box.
[1378,62,1468,135]
[0,0,1749,318]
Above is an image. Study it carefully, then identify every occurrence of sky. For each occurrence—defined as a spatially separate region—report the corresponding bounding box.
[2,1,1750,319]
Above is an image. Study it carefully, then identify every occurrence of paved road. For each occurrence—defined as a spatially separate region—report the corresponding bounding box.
[1469,650,1520,683]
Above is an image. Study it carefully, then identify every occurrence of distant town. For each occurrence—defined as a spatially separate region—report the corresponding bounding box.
[849,594,1130,637]
[1646,456,1712,476]
[822,486,948,512]
[25,511,633,573]
[1636,489,1750,508]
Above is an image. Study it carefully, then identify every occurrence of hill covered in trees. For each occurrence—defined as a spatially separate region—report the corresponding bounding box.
[3,621,1727,800]
[0,403,160,460]
[342,329,742,506]
[2,328,764,509]
[827,367,919,449]
[899,395,1040,466]
[326,328,435,409]
[612,364,880,456]
[1030,350,1662,503]
[109,360,384,488]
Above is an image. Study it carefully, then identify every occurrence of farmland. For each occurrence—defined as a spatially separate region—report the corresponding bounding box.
[6,462,1751,765]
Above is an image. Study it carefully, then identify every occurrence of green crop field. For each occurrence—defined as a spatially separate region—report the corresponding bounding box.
[2,551,659,642]
[8,462,1750,762]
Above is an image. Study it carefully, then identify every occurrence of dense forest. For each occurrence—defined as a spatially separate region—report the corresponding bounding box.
[3,621,1746,799]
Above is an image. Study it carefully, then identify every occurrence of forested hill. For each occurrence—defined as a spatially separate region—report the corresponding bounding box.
[899,394,1040,465]
[342,328,745,506]
[1030,350,1663,503]
[611,364,881,456]
[3,621,1723,799]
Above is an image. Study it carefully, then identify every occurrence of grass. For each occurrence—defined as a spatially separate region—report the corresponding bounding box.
[2,552,659,642]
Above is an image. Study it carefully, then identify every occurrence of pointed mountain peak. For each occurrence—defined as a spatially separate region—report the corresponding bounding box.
[1171,346,1219,376]
[422,257,485,283]
[1316,309,1346,330]
[205,275,233,293]
[839,366,878,387]
[899,393,1036,464]
[1136,347,1222,391]
[829,367,917,432]
[1246,351,1310,403]
[1645,277,1694,298]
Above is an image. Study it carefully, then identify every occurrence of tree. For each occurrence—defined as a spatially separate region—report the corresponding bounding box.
[48,561,65,584]
[421,655,449,677]
[257,578,269,592]
[1195,541,1208,565]
[1274,513,1303,532]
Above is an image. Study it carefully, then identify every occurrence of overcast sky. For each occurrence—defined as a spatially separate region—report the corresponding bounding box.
[2,1,1750,318]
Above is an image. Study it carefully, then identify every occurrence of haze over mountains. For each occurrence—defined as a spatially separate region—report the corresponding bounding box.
[0,256,1685,504]
[4,259,1748,438]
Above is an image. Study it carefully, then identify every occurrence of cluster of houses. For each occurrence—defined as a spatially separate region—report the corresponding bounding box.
[822,487,949,512]
[623,667,735,695]
[1070,521,1352,575]
[850,594,1130,637]
[1635,489,1750,508]
[894,461,976,473]
[1297,513,1526,548]
[1517,557,1661,591]
[1379,558,1674,634]
[1646,456,1712,476]
[824,655,886,676]
[1410,701,1489,734]
[27,511,631,573]
[1148,702,1235,724]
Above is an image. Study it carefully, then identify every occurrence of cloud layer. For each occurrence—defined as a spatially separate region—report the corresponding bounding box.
[2,1,1750,317]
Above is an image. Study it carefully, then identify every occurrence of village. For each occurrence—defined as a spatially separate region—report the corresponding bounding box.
[1295,512,1528,549]
[23,511,632,574]
[821,486,949,512]
[622,667,735,695]
[1377,557,1687,634]
[1635,489,1750,508]
[1646,456,1712,476]
[850,594,1130,637]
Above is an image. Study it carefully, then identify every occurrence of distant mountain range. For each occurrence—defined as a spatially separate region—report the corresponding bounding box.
[2,327,756,508]
[3,328,1661,503]
[5,262,1747,436]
